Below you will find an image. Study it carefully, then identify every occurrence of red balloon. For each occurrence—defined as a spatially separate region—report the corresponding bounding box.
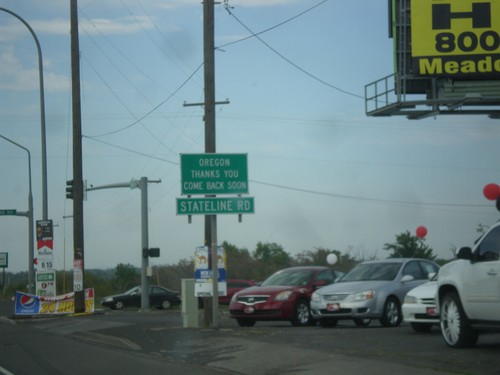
[416,226,427,238]
[483,183,500,201]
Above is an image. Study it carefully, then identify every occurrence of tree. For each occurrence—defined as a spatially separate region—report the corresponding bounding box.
[383,231,436,260]
[294,247,362,273]
[252,242,292,281]
[222,241,255,280]
[112,263,140,291]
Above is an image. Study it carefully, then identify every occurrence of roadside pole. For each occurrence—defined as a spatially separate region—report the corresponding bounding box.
[140,177,150,310]
[70,0,85,313]
[86,178,160,310]
[203,0,219,328]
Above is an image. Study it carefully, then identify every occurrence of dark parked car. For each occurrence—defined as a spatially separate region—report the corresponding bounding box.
[101,285,181,310]
[229,266,341,327]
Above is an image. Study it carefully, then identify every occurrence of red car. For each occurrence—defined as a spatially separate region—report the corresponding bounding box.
[229,266,340,327]
[219,279,256,305]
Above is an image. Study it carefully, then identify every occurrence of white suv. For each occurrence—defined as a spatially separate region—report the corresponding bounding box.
[437,222,500,348]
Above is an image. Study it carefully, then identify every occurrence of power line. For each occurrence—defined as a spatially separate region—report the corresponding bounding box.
[222,2,363,99]
[82,135,492,210]
[217,0,329,49]
[83,135,179,165]
[84,61,204,137]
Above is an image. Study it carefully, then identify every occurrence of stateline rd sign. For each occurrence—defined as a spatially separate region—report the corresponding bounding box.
[177,197,254,215]
[0,209,16,216]
[180,153,248,195]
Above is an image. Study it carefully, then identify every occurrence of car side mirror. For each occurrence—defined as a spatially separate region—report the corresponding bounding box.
[427,272,436,280]
[401,274,414,282]
[456,247,473,260]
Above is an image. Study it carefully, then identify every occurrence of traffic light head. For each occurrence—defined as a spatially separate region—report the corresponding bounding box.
[66,180,74,200]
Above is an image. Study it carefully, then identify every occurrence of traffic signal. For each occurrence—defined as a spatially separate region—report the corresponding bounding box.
[143,248,160,258]
[66,180,74,199]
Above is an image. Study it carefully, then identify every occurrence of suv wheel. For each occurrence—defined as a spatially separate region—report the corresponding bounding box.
[440,292,479,348]
[291,300,311,327]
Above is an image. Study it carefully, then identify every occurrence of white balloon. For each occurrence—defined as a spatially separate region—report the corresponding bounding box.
[327,253,337,265]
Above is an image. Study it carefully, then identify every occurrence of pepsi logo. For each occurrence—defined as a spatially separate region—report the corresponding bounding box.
[20,295,37,308]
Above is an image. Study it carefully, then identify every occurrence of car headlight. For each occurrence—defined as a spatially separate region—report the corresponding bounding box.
[311,292,321,302]
[347,290,375,302]
[274,290,293,301]
[404,295,418,304]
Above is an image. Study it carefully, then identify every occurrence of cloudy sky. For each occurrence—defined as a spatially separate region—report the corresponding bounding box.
[1,0,499,274]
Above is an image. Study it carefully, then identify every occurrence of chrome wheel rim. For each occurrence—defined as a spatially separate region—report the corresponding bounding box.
[386,301,399,325]
[297,303,309,324]
[441,298,460,345]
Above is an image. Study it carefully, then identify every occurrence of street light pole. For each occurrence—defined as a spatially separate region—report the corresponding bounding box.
[0,7,48,220]
[0,135,35,294]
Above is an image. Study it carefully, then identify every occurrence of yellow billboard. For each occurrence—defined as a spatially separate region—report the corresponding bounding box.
[411,0,500,77]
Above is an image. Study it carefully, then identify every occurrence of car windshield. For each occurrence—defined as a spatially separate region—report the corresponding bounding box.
[340,263,401,282]
[261,269,314,287]
[124,286,141,295]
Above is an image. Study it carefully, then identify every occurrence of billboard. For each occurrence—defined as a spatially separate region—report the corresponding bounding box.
[411,0,500,78]
[14,288,95,316]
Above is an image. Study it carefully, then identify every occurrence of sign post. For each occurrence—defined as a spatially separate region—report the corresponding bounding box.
[0,252,7,296]
[178,152,254,328]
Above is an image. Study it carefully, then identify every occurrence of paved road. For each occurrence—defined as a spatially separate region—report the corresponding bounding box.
[1,299,500,375]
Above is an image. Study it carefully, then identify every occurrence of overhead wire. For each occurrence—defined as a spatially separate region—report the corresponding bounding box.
[218,0,328,49]
[83,60,203,138]
[82,136,492,210]
[221,1,364,99]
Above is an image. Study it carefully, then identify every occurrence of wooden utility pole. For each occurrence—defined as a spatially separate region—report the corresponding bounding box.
[70,0,85,313]
[203,0,219,328]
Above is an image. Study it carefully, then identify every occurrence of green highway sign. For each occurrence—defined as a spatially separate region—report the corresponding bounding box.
[0,209,16,216]
[180,153,248,195]
[0,252,7,268]
[177,197,255,215]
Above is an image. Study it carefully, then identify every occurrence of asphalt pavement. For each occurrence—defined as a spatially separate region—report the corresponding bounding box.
[0,299,496,375]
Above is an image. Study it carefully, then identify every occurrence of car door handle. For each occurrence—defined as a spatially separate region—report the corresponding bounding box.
[487,269,498,276]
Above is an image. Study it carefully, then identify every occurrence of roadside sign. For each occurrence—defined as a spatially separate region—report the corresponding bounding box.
[180,153,248,195]
[194,246,227,297]
[177,197,255,215]
[0,252,7,268]
[36,220,54,270]
[0,209,16,216]
[36,270,56,297]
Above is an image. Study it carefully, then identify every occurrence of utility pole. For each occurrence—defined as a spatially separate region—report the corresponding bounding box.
[203,0,219,329]
[70,0,85,313]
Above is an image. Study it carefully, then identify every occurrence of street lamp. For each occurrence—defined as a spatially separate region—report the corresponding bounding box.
[0,134,35,293]
[0,7,48,220]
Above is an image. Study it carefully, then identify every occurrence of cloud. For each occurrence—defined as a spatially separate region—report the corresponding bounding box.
[0,47,68,92]
[80,16,155,35]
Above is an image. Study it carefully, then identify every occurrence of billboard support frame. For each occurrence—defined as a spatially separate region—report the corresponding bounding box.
[366,0,500,119]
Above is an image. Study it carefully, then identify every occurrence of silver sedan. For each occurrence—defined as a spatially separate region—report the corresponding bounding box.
[310,258,439,328]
